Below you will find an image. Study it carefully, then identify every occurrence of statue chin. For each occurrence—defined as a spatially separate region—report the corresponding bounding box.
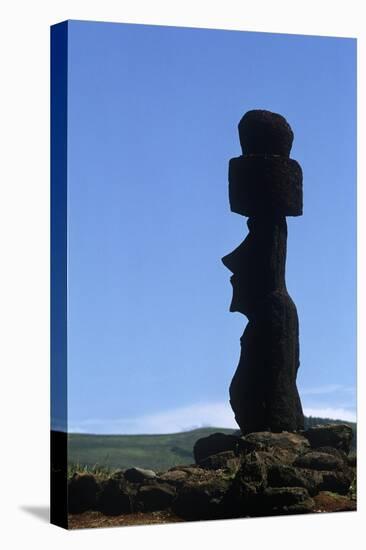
[229,273,262,316]
[230,301,245,314]
[229,287,252,316]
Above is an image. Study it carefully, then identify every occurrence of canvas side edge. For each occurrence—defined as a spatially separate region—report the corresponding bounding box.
[50,20,69,530]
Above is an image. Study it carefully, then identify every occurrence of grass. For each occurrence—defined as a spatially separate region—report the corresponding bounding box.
[67,463,117,480]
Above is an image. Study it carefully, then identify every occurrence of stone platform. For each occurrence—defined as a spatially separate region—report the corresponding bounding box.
[68,424,356,523]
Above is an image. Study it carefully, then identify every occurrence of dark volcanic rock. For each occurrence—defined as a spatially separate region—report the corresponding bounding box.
[172,477,231,521]
[238,110,294,157]
[136,483,176,512]
[172,466,202,475]
[97,478,132,516]
[315,446,349,464]
[223,451,268,516]
[320,469,355,495]
[266,463,325,497]
[229,155,302,217]
[75,428,355,519]
[193,432,243,463]
[304,424,353,454]
[198,450,240,472]
[256,448,301,466]
[68,473,100,514]
[296,468,324,496]
[261,487,314,515]
[124,467,157,483]
[252,450,282,467]
[227,287,304,434]
[243,431,309,455]
[294,451,344,471]
[267,464,308,490]
[223,110,304,435]
[236,451,268,489]
[158,469,189,486]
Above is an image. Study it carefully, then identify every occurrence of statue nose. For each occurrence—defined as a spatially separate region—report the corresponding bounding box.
[221,252,234,272]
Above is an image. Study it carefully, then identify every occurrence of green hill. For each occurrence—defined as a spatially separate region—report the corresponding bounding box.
[68,427,235,473]
[68,417,356,474]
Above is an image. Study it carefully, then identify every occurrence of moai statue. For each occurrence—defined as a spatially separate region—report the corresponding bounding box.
[222,110,304,434]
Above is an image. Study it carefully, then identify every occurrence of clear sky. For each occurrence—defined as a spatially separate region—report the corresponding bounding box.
[64,20,356,434]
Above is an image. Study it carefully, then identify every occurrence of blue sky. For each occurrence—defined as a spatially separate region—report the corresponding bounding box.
[64,21,356,434]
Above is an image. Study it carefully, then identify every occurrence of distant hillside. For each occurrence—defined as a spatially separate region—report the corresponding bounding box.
[68,417,356,473]
[68,427,235,472]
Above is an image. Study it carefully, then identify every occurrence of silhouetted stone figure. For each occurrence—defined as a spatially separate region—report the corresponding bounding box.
[222,110,304,434]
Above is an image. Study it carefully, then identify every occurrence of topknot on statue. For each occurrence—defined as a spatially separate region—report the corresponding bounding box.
[229,109,303,217]
[238,110,294,157]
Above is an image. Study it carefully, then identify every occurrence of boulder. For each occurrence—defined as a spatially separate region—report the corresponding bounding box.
[267,463,329,497]
[97,478,132,516]
[304,424,353,454]
[296,468,324,496]
[315,446,348,464]
[136,483,176,511]
[158,469,189,486]
[223,451,268,517]
[198,450,240,472]
[267,464,308,490]
[169,466,201,475]
[236,451,268,488]
[173,477,231,520]
[193,432,243,463]
[252,449,305,468]
[124,467,156,483]
[261,486,314,515]
[68,473,100,514]
[242,431,310,456]
[294,451,344,471]
[320,469,355,495]
[253,450,283,467]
